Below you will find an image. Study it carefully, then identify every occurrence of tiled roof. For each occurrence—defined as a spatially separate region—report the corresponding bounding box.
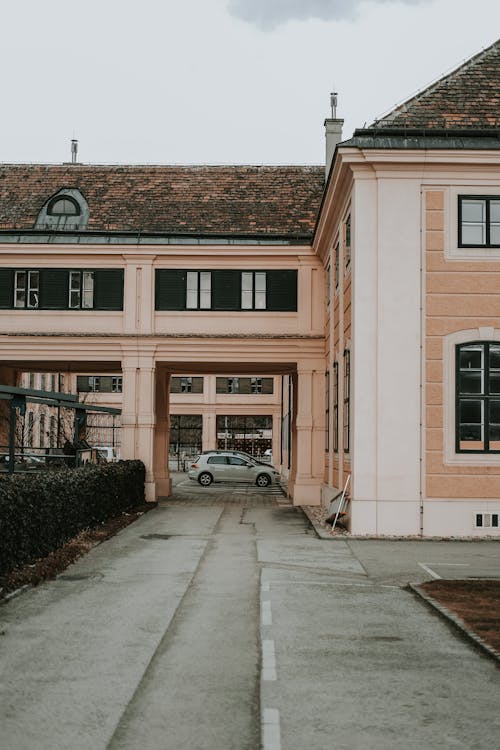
[371,39,500,130]
[0,164,324,237]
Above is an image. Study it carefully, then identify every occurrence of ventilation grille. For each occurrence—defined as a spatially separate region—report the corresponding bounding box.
[474,512,499,529]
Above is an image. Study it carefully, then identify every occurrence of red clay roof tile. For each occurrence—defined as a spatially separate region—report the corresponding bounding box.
[0,164,324,237]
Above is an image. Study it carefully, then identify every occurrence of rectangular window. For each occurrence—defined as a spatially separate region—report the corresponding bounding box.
[343,350,350,453]
[334,242,340,291]
[325,370,330,451]
[69,271,94,309]
[14,270,39,308]
[186,271,211,309]
[111,376,123,393]
[325,264,331,308]
[251,377,262,394]
[333,362,339,453]
[459,196,500,247]
[345,215,351,269]
[241,271,266,310]
[456,342,500,452]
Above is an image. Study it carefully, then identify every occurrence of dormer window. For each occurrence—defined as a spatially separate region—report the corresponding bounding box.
[35,188,89,231]
[48,196,80,217]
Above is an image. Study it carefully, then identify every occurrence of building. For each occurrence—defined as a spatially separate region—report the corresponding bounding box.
[0,165,326,505]
[1,39,499,536]
[318,38,500,536]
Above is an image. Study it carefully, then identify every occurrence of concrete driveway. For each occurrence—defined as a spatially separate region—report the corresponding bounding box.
[0,484,499,750]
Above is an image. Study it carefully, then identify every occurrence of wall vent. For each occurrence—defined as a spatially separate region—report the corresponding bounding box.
[474,512,499,529]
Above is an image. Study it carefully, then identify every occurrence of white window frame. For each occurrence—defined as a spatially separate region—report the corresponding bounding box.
[241,271,266,310]
[443,186,500,261]
[186,271,211,309]
[14,270,39,309]
[69,270,94,309]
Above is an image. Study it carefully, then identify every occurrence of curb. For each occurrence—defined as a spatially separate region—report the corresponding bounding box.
[300,506,348,540]
[409,583,500,666]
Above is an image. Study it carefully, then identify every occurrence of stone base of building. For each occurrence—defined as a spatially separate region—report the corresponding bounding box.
[422,499,500,538]
[291,479,322,506]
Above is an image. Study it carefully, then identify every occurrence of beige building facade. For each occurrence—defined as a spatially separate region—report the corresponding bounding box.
[1,40,500,536]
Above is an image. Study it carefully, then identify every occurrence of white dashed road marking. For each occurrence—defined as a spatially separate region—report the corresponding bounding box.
[262,708,281,750]
[262,639,277,681]
[261,599,273,626]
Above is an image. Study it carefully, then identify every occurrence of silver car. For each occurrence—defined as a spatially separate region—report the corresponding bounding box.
[188,452,279,487]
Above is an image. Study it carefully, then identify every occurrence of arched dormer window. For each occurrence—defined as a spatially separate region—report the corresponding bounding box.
[48,196,80,217]
[35,188,89,230]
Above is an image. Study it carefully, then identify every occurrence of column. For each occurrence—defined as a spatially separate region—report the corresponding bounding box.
[154,370,171,497]
[290,365,324,505]
[121,354,158,502]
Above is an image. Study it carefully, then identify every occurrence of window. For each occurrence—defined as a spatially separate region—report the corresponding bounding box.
[69,271,94,309]
[216,377,273,394]
[459,196,500,247]
[251,378,262,394]
[241,272,266,310]
[170,377,203,394]
[40,374,46,390]
[334,242,340,291]
[29,373,35,389]
[228,377,239,394]
[155,270,297,312]
[35,190,89,231]
[325,371,330,451]
[112,376,123,393]
[14,271,39,308]
[325,263,331,308]
[207,455,228,465]
[333,362,339,453]
[77,375,123,393]
[343,350,350,453]
[186,271,211,309]
[345,215,351,269]
[48,196,80,217]
[456,342,500,453]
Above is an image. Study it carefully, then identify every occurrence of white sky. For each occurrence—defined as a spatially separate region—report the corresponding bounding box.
[0,0,498,165]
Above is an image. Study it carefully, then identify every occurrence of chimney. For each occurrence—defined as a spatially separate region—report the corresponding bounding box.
[324,92,343,180]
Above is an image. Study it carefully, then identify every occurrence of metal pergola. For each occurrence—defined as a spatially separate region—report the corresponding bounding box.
[0,384,121,473]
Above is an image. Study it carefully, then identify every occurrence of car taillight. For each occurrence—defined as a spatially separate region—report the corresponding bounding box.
[191,463,198,468]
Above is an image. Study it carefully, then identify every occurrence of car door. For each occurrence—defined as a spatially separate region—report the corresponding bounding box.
[206,454,229,481]
[227,455,256,482]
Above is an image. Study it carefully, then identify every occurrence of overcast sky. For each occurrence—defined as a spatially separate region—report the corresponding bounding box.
[1,0,498,165]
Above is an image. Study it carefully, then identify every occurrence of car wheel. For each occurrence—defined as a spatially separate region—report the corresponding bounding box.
[256,473,271,488]
[198,472,213,486]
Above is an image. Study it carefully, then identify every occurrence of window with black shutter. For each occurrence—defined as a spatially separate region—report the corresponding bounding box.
[266,270,297,311]
[39,269,68,310]
[155,270,187,310]
[0,269,13,309]
[212,270,241,310]
[93,269,124,310]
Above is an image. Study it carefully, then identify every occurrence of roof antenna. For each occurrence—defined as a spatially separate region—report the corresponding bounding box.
[330,91,338,119]
[71,139,78,164]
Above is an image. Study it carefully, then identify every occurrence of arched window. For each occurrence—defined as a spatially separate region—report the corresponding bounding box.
[47,196,80,217]
[35,189,89,230]
[456,342,500,453]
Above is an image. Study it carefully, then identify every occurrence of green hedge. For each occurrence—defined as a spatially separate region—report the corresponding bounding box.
[0,461,145,578]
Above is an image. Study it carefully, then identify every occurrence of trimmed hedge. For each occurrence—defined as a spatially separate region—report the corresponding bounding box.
[0,461,145,578]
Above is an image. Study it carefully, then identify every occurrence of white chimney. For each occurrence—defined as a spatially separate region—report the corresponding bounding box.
[324,92,343,180]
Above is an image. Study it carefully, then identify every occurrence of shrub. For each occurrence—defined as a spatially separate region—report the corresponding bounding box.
[0,461,145,578]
